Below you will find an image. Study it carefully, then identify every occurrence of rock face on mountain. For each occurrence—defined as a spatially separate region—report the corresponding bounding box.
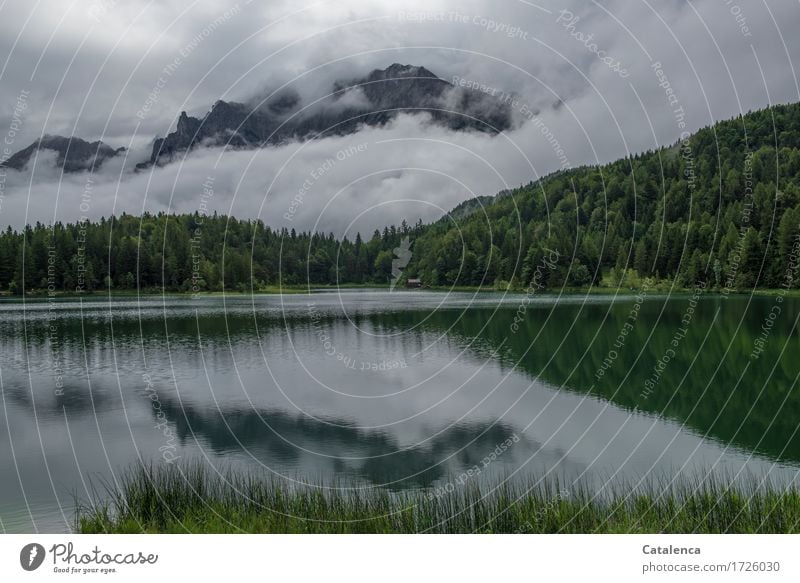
[4,64,515,173]
[1,135,125,172]
[140,64,513,168]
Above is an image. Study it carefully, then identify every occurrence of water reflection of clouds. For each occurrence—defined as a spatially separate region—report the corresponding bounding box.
[2,294,800,532]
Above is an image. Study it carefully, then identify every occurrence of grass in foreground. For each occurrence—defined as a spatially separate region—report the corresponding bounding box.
[77,464,800,534]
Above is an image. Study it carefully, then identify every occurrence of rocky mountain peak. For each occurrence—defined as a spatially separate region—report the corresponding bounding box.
[369,63,438,81]
[1,134,124,172]
[5,64,516,173]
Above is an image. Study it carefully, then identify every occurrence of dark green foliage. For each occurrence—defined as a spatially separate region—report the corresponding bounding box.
[408,103,800,290]
[0,213,424,293]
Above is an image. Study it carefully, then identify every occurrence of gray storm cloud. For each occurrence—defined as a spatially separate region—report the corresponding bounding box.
[0,0,798,234]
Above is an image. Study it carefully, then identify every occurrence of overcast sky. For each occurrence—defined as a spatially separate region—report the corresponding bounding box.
[0,0,798,235]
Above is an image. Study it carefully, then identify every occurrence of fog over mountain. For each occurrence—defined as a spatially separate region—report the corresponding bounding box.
[1,135,125,172]
[3,64,515,174]
[0,1,798,234]
[138,63,514,169]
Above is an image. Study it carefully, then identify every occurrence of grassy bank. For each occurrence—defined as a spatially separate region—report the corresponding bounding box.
[77,464,800,534]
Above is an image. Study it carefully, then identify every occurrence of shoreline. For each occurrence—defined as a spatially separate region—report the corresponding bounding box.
[2,285,799,300]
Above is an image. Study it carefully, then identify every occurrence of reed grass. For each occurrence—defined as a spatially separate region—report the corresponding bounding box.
[77,463,800,533]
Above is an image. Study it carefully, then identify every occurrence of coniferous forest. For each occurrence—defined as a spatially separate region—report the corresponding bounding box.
[3,102,800,294]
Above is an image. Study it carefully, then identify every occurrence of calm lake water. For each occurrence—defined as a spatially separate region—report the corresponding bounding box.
[1,290,799,532]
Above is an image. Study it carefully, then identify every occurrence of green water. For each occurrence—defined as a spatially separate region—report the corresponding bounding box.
[0,290,798,532]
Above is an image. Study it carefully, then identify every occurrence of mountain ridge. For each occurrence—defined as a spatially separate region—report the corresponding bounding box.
[3,64,514,174]
[0,135,125,173]
[138,63,514,169]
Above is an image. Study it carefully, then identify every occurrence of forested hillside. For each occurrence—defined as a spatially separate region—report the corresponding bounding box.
[2,103,800,293]
[409,102,800,290]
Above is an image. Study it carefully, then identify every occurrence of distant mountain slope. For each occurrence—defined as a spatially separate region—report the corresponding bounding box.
[139,63,514,168]
[1,135,124,172]
[407,102,800,290]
